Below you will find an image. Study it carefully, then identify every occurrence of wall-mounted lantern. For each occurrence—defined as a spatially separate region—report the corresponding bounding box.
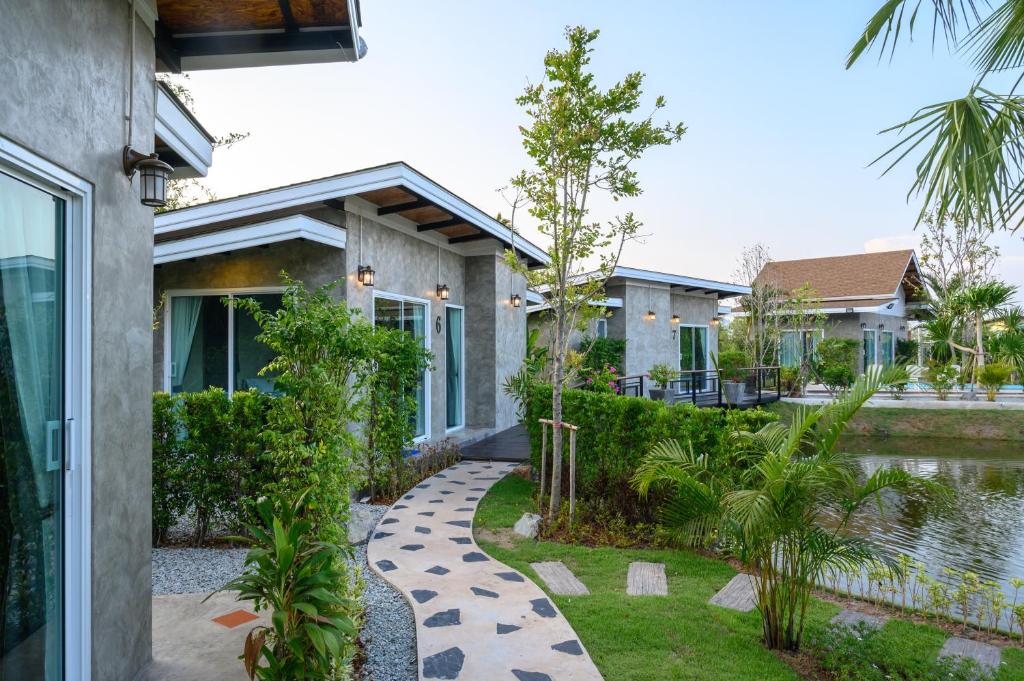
[671,314,680,324]
[860,322,867,329]
[437,284,450,300]
[709,317,720,328]
[877,323,885,330]
[123,147,173,208]
[511,293,522,308]
[358,265,375,286]
[646,310,656,321]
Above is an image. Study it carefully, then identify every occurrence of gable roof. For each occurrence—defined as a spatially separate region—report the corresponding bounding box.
[755,250,924,302]
[154,161,549,266]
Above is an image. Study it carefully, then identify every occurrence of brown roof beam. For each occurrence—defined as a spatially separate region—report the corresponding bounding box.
[378,198,430,215]
[417,217,466,232]
[448,232,491,245]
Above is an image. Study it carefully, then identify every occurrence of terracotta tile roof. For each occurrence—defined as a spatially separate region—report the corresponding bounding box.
[755,250,921,300]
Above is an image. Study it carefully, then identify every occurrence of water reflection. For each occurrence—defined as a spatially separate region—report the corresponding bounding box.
[842,436,1024,602]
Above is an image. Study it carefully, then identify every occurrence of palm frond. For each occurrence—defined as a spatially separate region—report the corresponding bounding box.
[816,366,886,456]
[873,87,1024,232]
[847,0,984,68]
[962,0,1024,72]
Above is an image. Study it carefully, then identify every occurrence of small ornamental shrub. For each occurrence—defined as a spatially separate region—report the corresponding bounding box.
[813,338,858,393]
[179,388,234,545]
[648,363,676,389]
[925,362,958,400]
[579,334,626,372]
[579,363,620,394]
[715,350,748,382]
[152,391,183,545]
[978,362,1012,401]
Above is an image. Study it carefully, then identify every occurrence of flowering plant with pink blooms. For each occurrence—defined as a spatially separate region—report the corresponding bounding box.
[578,363,621,394]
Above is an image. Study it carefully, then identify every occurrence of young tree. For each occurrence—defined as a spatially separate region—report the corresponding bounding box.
[734,244,783,368]
[918,212,1000,293]
[505,26,686,516]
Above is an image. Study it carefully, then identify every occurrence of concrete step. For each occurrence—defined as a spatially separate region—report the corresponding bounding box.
[938,637,1001,677]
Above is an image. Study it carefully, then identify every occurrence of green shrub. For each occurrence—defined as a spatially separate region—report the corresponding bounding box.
[978,362,1012,401]
[179,388,234,545]
[648,363,676,389]
[579,363,620,393]
[715,350,748,382]
[814,338,858,392]
[525,384,777,520]
[229,389,275,528]
[579,335,626,372]
[925,362,958,400]
[896,338,918,364]
[152,391,183,545]
[217,489,360,680]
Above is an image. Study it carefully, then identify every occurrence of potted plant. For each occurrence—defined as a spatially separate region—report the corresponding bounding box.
[715,350,748,405]
[648,363,677,401]
[978,362,1012,402]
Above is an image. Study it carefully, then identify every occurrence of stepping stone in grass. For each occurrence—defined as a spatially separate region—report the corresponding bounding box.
[530,561,589,596]
[627,562,668,596]
[709,573,757,612]
[938,637,1001,676]
[831,609,886,630]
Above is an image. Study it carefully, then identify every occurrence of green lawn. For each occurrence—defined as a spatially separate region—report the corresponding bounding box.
[474,476,1024,681]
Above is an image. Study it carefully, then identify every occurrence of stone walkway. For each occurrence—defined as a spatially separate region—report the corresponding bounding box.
[368,461,603,681]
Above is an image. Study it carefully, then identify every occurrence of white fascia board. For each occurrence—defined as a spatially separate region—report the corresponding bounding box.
[154,214,344,264]
[154,163,551,264]
[525,290,545,305]
[614,267,750,296]
[526,296,623,313]
[156,88,214,178]
[180,44,364,71]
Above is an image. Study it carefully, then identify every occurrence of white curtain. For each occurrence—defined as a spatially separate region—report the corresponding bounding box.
[446,308,462,428]
[171,296,202,387]
[407,302,427,438]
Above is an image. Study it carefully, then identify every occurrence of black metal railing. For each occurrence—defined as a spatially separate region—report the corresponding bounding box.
[614,366,782,408]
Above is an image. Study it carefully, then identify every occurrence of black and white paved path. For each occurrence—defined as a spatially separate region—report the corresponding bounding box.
[367,461,603,681]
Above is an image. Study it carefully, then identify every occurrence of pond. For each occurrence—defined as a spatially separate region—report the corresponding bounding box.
[841,435,1024,605]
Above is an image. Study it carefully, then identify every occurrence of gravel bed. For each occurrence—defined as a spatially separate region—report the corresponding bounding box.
[150,503,417,681]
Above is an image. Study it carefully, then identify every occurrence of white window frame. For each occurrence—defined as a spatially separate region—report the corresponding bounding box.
[444,303,465,434]
[371,291,432,443]
[862,328,878,369]
[676,323,711,393]
[0,135,93,681]
[162,286,285,396]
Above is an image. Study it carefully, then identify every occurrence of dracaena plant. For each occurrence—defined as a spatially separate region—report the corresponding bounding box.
[632,367,946,652]
[211,490,359,680]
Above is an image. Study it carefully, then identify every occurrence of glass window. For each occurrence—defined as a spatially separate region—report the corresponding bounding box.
[375,295,428,440]
[880,331,895,368]
[780,331,801,368]
[0,170,64,679]
[863,330,877,370]
[596,318,607,339]
[446,307,463,430]
[169,292,282,395]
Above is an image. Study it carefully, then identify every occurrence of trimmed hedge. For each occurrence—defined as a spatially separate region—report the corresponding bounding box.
[526,385,777,519]
[152,388,274,545]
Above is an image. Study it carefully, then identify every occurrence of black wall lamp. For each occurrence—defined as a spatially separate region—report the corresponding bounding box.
[123,147,173,207]
[358,265,375,286]
[510,293,522,308]
[437,284,450,300]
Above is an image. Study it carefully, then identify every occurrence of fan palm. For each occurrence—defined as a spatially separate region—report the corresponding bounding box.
[849,0,1024,232]
[632,367,943,652]
[959,281,1018,388]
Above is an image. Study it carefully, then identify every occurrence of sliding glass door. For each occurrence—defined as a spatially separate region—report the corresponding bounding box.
[445,306,463,431]
[679,325,709,392]
[863,329,877,370]
[0,169,64,679]
[374,294,429,440]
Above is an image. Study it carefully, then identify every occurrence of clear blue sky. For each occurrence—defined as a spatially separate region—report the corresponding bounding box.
[184,1,1024,289]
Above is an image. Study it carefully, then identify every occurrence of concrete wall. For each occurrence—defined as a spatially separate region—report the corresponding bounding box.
[1,3,156,678]
[825,312,909,373]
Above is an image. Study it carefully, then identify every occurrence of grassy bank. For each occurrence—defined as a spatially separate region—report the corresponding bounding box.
[475,476,1024,680]
[768,401,1024,441]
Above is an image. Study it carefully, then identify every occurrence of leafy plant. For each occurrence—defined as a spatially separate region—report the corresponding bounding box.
[978,362,1012,401]
[179,388,234,545]
[214,490,359,680]
[779,366,802,396]
[152,391,183,545]
[233,276,375,541]
[881,363,911,400]
[363,324,432,501]
[580,335,626,373]
[925,362,958,400]
[632,367,942,651]
[504,328,550,420]
[813,338,859,395]
[715,350,748,383]
[648,363,677,389]
[580,363,620,394]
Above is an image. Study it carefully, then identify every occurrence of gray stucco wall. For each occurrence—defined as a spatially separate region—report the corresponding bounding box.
[825,312,907,373]
[620,283,719,380]
[1,3,156,678]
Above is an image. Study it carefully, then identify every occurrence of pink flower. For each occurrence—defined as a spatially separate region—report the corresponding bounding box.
[609,366,617,374]
[586,378,593,384]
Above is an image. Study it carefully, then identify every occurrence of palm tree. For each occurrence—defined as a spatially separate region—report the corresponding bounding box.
[959,281,1018,393]
[849,1,1024,233]
[632,367,942,652]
